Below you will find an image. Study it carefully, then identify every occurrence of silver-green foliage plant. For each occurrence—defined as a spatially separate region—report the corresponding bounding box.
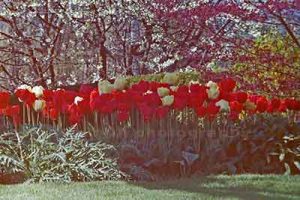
[0,126,123,183]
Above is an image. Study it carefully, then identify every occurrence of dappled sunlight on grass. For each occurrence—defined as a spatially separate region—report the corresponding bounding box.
[0,175,299,200]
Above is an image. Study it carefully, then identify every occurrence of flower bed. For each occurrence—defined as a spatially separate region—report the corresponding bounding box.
[0,72,299,181]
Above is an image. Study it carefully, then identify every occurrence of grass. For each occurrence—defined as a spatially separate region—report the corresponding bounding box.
[0,175,300,200]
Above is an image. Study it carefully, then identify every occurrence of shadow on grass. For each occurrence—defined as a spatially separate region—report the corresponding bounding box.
[129,176,300,200]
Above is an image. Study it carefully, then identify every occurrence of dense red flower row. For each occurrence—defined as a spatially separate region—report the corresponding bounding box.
[0,78,299,127]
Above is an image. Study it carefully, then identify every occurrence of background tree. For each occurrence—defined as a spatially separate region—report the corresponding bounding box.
[0,0,298,96]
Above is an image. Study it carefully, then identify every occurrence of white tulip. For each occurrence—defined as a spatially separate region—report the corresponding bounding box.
[144,90,153,95]
[114,77,127,90]
[33,99,46,112]
[189,80,200,86]
[98,80,114,94]
[17,84,32,92]
[206,81,219,99]
[157,87,170,97]
[170,86,178,92]
[32,86,44,98]
[162,95,174,106]
[162,72,179,85]
[216,99,230,111]
[74,96,84,105]
[206,81,218,89]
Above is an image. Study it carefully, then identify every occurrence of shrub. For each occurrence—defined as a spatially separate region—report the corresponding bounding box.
[0,126,124,183]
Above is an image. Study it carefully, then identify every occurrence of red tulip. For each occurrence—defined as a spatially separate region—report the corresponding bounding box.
[218,78,236,93]
[131,80,149,93]
[117,103,130,112]
[50,108,58,120]
[285,99,300,111]
[278,101,287,112]
[256,97,268,112]
[206,102,220,116]
[89,90,99,111]
[144,92,161,106]
[196,106,206,117]
[3,105,20,117]
[231,92,248,104]
[43,89,54,102]
[77,98,90,115]
[173,95,188,110]
[138,103,154,121]
[117,111,129,122]
[15,89,36,105]
[267,98,281,112]
[230,101,243,113]
[79,84,95,97]
[65,90,78,104]
[0,92,10,109]
[188,93,206,108]
[68,104,82,124]
[190,84,207,95]
[156,106,169,119]
[176,85,189,96]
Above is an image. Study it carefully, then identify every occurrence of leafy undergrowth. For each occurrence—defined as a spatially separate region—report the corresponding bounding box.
[116,115,300,180]
[0,175,299,200]
[0,126,124,183]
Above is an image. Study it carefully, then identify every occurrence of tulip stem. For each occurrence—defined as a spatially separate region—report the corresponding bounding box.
[31,111,35,126]
[37,112,40,125]
[94,112,98,137]
[22,104,25,126]
[26,105,31,126]
[83,116,87,132]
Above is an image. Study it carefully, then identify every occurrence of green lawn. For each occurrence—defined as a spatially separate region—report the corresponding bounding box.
[0,175,299,200]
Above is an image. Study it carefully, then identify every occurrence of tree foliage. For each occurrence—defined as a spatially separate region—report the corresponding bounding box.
[0,0,299,91]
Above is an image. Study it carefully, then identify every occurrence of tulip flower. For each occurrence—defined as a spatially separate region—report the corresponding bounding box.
[15,89,36,105]
[32,86,44,98]
[138,103,154,121]
[206,102,220,117]
[170,86,178,92]
[17,84,32,92]
[206,81,220,99]
[218,78,236,93]
[74,96,84,105]
[173,95,188,110]
[0,92,10,109]
[157,87,170,97]
[231,92,248,104]
[162,72,179,85]
[156,106,169,119]
[256,97,268,112]
[190,83,207,95]
[230,101,243,113]
[196,106,207,117]
[215,99,230,112]
[79,84,95,96]
[50,108,58,120]
[114,77,128,90]
[117,111,129,122]
[162,95,174,106]
[131,80,149,93]
[98,80,114,94]
[285,99,300,111]
[33,99,46,112]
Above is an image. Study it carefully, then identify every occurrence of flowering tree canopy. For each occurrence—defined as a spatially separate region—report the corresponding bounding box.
[0,0,299,94]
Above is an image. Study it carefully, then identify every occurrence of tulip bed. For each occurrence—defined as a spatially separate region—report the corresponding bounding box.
[0,72,300,180]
